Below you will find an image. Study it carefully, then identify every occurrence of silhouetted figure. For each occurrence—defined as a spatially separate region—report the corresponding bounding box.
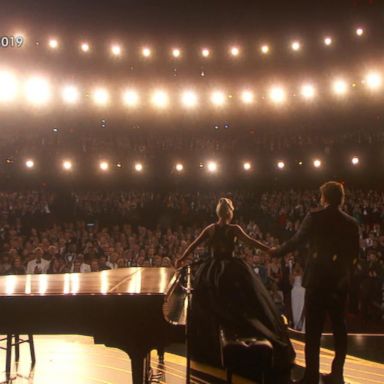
[272,182,359,384]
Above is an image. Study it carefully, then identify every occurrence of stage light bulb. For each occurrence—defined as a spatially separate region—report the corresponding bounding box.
[48,38,58,49]
[210,91,226,106]
[25,76,51,105]
[269,86,286,104]
[356,27,364,36]
[181,90,198,108]
[241,90,254,104]
[134,163,143,172]
[201,48,210,57]
[333,79,348,95]
[0,71,18,102]
[313,159,321,168]
[261,45,270,54]
[172,48,181,58]
[324,37,332,46]
[122,89,139,107]
[352,156,359,165]
[62,85,80,104]
[25,159,34,169]
[207,161,218,173]
[80,42,90,52]
[151,90,169,109]
[230,46,240,56]
[243,162,251,171]
[62,160,73,171]
[301,84,316,99]
[365,72,382,90]
[175,163,184,172]
[277,161,285,169]
[291,41,301,51]
[99,161,109,171]
[92,88,110,106]
[111,44,122,56]
[142,47,152,57]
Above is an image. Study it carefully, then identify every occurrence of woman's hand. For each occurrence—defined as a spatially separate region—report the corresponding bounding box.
[174,258,184,269]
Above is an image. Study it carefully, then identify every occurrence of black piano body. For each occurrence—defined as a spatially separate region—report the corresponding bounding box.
[0,268,184,384]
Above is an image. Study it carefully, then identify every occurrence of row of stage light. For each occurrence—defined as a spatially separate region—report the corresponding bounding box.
[0,71,383,108]
[19,157,361,173]
[9,27,367,58]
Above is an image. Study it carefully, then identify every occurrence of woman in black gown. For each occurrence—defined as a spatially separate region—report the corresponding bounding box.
[175,198,295,382]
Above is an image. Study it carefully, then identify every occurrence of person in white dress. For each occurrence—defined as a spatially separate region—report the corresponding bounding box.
[291,263,305,331]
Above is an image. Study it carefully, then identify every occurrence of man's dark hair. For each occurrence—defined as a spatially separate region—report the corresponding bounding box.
[320,181,345,206]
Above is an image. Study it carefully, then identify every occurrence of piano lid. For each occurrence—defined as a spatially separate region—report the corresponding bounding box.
[0,268,176,297]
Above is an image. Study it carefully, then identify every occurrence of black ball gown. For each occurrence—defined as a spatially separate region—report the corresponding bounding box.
[190,223,295,381]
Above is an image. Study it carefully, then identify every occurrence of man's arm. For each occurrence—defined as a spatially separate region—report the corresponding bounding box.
[274,212,313,257]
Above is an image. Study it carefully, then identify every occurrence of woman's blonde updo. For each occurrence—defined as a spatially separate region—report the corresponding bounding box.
[216,197,235,221]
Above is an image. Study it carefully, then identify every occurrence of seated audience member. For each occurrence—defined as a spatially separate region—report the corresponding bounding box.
[26,247,50,274]
[8,256,26,275]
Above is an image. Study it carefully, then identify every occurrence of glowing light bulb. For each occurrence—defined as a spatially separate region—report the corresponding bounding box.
[201,48,210,57]
[241,90,254,104]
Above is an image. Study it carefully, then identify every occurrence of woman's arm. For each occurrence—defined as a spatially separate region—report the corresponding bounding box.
[175,224,213,268]
[233,225,270,252]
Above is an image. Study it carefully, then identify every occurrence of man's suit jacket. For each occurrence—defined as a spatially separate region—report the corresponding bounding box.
[275,205,360,291]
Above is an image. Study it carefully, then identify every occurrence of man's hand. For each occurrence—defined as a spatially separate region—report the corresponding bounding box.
[268,247,279,257]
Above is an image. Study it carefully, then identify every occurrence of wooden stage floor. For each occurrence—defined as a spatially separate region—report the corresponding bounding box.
[0,334,382,383]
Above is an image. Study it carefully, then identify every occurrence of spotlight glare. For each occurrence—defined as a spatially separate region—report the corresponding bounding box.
[172,48,181,58]
[80,42,90,52]
[210,90,226,106]
[277,161,285,169]
[365,72,382,90]
[134,162,143,172]
[324,37,332,46]
[62,85,80,104]
[332,79,348,95]
[291,41,301,51]
[201,48,210,57]
[25,76,51,105]
[151,90,169,109]
[142,47,152,57]
[25,159,34,169]
[241,90,254,104]
[352,156,359,165]
[356,27,364,36]
[48,38,59,49]
[0,71,18,102]
[243,162,251,171]
[99,161,109,171]
[269,86,286,104]
[175,163,184,172]
[111,44,122,56]
[261,44,270,54]
[313,159,322,168]
[230,46,240,56]
[122,89,139,107]
[181,90,198,108]
[207,161,218,173]
[300,83,316,99]
[62,160,73,171]
[92,88,110,106]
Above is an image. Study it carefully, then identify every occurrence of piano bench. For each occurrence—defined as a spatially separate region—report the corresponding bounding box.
[0,334,36,376]
[219,328,273,384]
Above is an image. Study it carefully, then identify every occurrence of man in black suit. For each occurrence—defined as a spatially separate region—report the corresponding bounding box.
[272,182,360,384]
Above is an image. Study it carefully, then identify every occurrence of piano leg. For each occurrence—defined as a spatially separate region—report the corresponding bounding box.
[130,352,147,384]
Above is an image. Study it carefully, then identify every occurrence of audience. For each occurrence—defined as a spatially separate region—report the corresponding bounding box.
[0,189,383,326]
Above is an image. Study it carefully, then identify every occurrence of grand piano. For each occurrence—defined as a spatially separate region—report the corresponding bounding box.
[0,268,185,384]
